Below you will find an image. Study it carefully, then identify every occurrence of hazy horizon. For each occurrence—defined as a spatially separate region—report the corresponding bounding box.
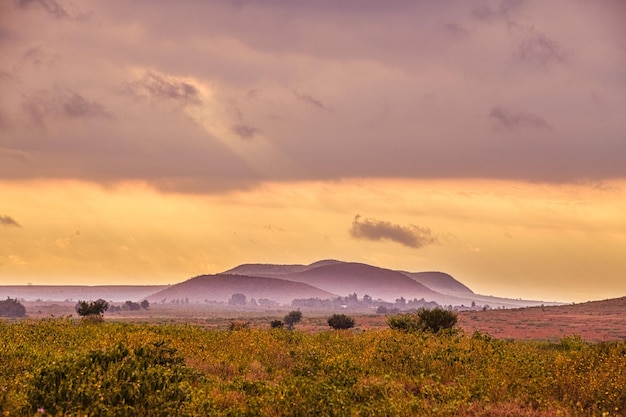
[1,1,625,304]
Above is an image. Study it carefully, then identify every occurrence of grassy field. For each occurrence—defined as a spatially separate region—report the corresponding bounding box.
[1,315,626,416]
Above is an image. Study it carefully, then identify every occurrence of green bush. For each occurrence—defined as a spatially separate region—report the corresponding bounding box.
[26,341,198,416]
[0,297,26,318]
[387,307,457,333]
[284,310,303,330]
[270,319,284,329]
[327,313,355,330]
[75,299,109,317]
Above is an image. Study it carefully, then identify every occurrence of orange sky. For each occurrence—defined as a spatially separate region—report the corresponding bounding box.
[1,1,626,303]
[2,179,625,303]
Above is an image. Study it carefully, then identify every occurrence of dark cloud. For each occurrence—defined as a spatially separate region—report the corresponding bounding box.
[231,123,258,140]
[471,0,526,22]
[350,215,437,248]
[126,72,201,106]
[16,0,69,19]
[489,106,551,131]
[518,32,566,66]
[443,22,470,38]
[21,90,110,126]
[0,215,21,227]
[293,90,330,111]
[63,93,111,118]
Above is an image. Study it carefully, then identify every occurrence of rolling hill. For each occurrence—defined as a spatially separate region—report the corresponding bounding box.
[146,274,335,305]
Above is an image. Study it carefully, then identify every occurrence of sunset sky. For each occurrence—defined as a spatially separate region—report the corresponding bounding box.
[1,0,625,303]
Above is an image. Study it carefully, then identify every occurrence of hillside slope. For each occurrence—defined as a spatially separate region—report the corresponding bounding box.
[146,274,335,305]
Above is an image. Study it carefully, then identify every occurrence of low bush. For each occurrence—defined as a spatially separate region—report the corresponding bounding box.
[387,307,457,333]
[26,341,198,416]
[0,297,26,318]
[327,313,356,330]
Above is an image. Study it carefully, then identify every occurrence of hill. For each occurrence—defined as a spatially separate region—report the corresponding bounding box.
[146,274,335,305]
[0,285,166,302]
[458,296,626,341]
[225,259,471,298]
[275,262,441,302]
[400,271,474,296]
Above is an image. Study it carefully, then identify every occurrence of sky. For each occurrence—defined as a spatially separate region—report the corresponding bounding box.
[1,0,625,303]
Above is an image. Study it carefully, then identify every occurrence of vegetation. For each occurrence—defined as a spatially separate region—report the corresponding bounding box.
[387,307,458,333]
[327,313,356,330]
[283,310,303,330]
[270,319,284,329]
[75,299,109,317]
[1,319,626,416]
[0,297,26,318]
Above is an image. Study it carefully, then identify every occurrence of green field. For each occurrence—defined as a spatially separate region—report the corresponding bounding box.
[1,318,625,416]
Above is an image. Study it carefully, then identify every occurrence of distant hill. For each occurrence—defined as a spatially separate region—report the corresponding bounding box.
[225,260,472,300]
[146,274,335,305]
[400,271,474,296]
[274,262,441,302]
[0,286,166,302]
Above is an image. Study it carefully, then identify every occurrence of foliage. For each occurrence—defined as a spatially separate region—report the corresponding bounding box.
[0,297,26,318]
[327,313,356,330]
[387,307,457,333]
[140,299,150,309]
[228,293,247,306]
[125,300,141,311]
[1,319,626,416]
[270,319,284,329]
[228,320,250,331]
[284,310,302,330]
[26,341,197,416]
[75,299,109,317]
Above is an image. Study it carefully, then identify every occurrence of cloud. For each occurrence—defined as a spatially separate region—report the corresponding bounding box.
[350,215,437,248]
[231,123,259,140]
[517,32,566,67]
[17,0,69,19]
[489,106,551,131]
[293,90,331,111]
[0,215,21,227]
[63,92,111,118]
[21,90,111,126]
[471,0,526,23]
[125,72,202,106]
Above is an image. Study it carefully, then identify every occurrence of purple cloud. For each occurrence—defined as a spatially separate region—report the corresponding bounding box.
[350,215,437,248]
[0,215,21,227]
[489,106,551,131]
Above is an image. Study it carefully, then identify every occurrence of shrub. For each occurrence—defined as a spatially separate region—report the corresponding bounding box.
[284,310,303,330]
[75,299,109,317]
[124,300,141,311]
[270,320,284,329]
[0,297,26,318]
[26,341,197,416]
[228,320,251,331]
[327,314,355,330]
[387,307,457,333]
[418,307,458,332]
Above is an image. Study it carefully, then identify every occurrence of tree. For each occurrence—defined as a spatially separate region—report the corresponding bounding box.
[124,300,141,311]
[387,307,457,333]
[228,293,247,306]
[327,313,355,330]
[283,310,302,330]
[75,299,109,317]
[0,297,26,318]
[140,299,150,309]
